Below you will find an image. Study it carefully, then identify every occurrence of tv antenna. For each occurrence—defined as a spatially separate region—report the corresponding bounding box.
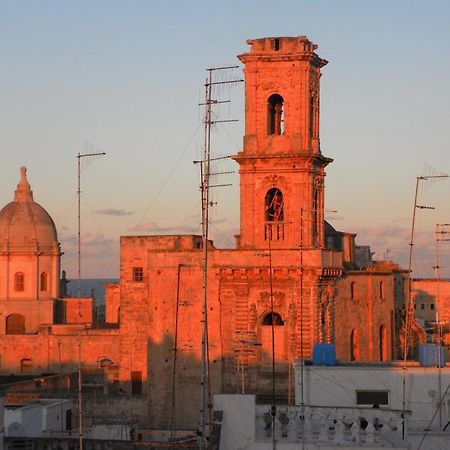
[195,65,242,449]
[401,172,448,440]
[76,145,106,450]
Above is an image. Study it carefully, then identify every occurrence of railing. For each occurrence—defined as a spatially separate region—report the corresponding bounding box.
[264,222,285,241]
[255,404,408,447]
[321,249,342,269]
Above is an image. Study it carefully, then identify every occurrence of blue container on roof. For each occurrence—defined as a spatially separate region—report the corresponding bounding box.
[312,343,336,366]
[418,344,446,367]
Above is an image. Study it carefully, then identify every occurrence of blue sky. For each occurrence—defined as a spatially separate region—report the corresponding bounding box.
[1,0,449,278]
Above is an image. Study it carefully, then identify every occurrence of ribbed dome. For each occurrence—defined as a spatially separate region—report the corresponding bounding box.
[0,167,58,252]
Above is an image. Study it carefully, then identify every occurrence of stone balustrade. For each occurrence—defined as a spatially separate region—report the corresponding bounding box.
[255,404,409,447]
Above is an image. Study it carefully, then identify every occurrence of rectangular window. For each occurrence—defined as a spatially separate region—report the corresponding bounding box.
[356,390,389,406]
[430,304,435,310]
[421,304,425,310]
[131,371,142,395]
[65,409,72,431]
[132,267,144,283]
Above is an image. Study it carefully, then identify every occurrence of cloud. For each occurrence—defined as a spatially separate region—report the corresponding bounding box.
[129,221,200,234]
[94,208,134,216]
[60,232,120,278]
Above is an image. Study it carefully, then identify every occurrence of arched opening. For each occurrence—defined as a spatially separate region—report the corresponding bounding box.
[40,272,48,292]
[6,314,25,335]
[379,324,388,361]
[267,94,284,135]
[350,328,360,361]
[260,312,286,363]
[20,358,32,373]
[262,312,284,326]
[379,281,384,300]
[265,188,284,222]
[98,358,113,368]
[14,272,25,292]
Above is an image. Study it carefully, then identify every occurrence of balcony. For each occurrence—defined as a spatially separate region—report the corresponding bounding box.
[264,222,285,241]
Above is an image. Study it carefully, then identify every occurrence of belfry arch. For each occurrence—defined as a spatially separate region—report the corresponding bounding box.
[267,94,284,135]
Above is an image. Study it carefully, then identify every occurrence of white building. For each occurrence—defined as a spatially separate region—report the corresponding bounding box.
[213,361,450,449]
[5,398,73,438]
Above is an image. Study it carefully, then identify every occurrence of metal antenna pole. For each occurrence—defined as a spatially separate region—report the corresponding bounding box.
[76,150,106,450]
[197,66,242,449]
[435,224,450,428]
[401,174,448,439]
[268,237,276,450]
[299,208,305,449]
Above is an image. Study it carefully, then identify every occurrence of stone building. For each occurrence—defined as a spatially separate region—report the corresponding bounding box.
[412,278,450,344]
[0,36,419,431]
[111,36,409,428]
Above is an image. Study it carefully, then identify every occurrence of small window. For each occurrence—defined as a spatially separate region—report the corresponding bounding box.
[430,304,435,310]
[6,314,25,335]
[131,371,142,395]
[421,304,425,310]
[350,328,360,361]
[262,312,284,326]
[14,272,25,292]
[20,358,32,373]
[40,272,48,292]
[351,282,357,300]
[132,267,144,283]
[267,94,284,135]
[356,390,389,406]
[273,38,280,51]
[379,281,384,300]
[99,358,113,368]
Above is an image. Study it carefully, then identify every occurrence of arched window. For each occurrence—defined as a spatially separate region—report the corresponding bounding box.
[262,312,284,326]
[350,328,360,361]
[14,272,25,292]
[379,281,384,300]
[380,325,388,361]
[265,188,284,222]
[40,272,48,292]
[98,358,113,368]
[351,282,357,300]
[6,314,25,335]
[20,358,32,373]
[267,94,284,135]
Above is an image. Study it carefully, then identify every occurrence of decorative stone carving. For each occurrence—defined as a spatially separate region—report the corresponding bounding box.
[249,303,257,330]
[260,291,286,307]
[288,302,297,328]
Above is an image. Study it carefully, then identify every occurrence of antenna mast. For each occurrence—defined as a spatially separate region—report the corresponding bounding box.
[76,148,106,450]
[197,66,242,449]
[435,223,450,427]
[401,173,448,439]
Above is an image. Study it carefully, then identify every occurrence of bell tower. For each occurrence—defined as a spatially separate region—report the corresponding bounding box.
[234,36,333,249]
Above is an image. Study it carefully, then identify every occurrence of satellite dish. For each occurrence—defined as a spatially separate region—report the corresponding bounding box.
[7,421,25,437]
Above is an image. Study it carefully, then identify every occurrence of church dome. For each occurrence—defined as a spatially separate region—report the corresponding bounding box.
[0,167,58,252]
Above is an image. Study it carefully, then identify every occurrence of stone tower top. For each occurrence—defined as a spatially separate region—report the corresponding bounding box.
[238,36,328,67]
[14,166,33,203]
[234,36,331,249]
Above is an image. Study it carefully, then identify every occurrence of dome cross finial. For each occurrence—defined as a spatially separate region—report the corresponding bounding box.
[14,166,33,202]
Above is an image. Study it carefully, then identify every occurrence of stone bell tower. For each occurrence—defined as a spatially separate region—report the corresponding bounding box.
[234,36,333,250]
